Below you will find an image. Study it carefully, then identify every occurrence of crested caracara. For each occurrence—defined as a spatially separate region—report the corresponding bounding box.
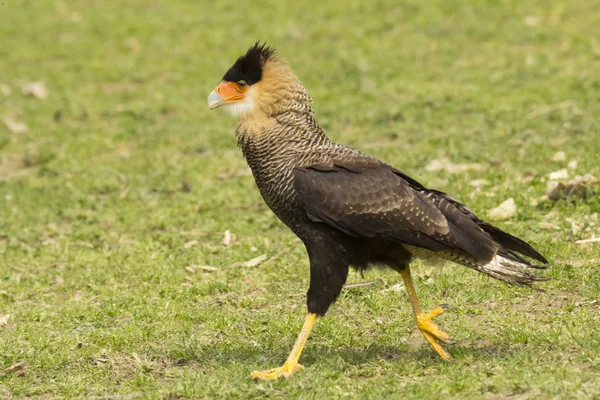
[208,42,548,380]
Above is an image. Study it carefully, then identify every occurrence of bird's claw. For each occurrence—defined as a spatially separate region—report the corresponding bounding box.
[250,362,304,381]
[416,305,455,360]
[439,303,455,312]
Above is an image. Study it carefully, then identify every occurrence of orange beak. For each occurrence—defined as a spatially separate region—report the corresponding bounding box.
[207,81,245,109]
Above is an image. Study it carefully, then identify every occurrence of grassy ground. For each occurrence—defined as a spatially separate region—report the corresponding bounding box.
[1,0,600,398]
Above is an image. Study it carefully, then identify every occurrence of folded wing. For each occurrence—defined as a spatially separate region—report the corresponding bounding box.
[293,153,500,262]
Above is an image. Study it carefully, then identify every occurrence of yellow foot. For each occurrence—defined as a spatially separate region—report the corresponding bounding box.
[250,363,304,381]
[416,304,455,360]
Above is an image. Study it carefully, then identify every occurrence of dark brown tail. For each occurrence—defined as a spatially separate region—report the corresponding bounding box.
[479,222,548,265]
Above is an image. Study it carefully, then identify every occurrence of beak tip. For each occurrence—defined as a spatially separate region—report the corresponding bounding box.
[207,89,224,110]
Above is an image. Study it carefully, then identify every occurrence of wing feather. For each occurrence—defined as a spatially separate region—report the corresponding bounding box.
[293,154,498,261]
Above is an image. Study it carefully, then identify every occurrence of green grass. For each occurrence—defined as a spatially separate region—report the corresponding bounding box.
[1,0,600,398]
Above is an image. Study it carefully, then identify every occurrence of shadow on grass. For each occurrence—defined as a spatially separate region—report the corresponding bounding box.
[169,339,517,370]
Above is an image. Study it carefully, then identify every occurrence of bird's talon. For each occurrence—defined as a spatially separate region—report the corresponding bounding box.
[426,306,447,319]
[416,308,453,359]
[250,363,303,381]
[439,303,455,312]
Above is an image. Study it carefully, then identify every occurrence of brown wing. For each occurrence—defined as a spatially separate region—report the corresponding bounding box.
[293,153,499,262]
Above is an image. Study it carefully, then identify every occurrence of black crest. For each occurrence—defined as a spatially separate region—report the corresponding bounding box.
[222,42,276,85]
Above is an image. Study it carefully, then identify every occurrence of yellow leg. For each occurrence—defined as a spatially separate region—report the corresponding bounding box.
[400,265,453,360]
[250,313,318,380]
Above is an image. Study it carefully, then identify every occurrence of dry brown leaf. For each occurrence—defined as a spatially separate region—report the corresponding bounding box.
[183,240,199,248]
[0,314,10,327]
[576,300,599,307]
[539,222,560,230]
[547,168,569,181]
[2,361,27,376]
[244,254,267,267]
[197,265,218,272]
[261,247,292,267]
[185,266,196,273]
[425,157,484,174]
[22,81,48,99]
[423,277,435,285]
[232,254,267,268]
[564,260,585,268]
[3,116,29,134]
[469,179,490,188]
[488,198,517,221]
[381,283,405,293]
[576,236,600,244]
[222,230,236,246]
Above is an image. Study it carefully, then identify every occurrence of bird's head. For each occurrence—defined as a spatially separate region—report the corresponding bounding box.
[208,42,306,119]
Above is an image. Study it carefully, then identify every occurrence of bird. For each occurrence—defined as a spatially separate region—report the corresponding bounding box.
[207,42,548,381]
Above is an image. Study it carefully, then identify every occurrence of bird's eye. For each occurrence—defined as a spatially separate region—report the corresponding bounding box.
[237,80,248,89]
